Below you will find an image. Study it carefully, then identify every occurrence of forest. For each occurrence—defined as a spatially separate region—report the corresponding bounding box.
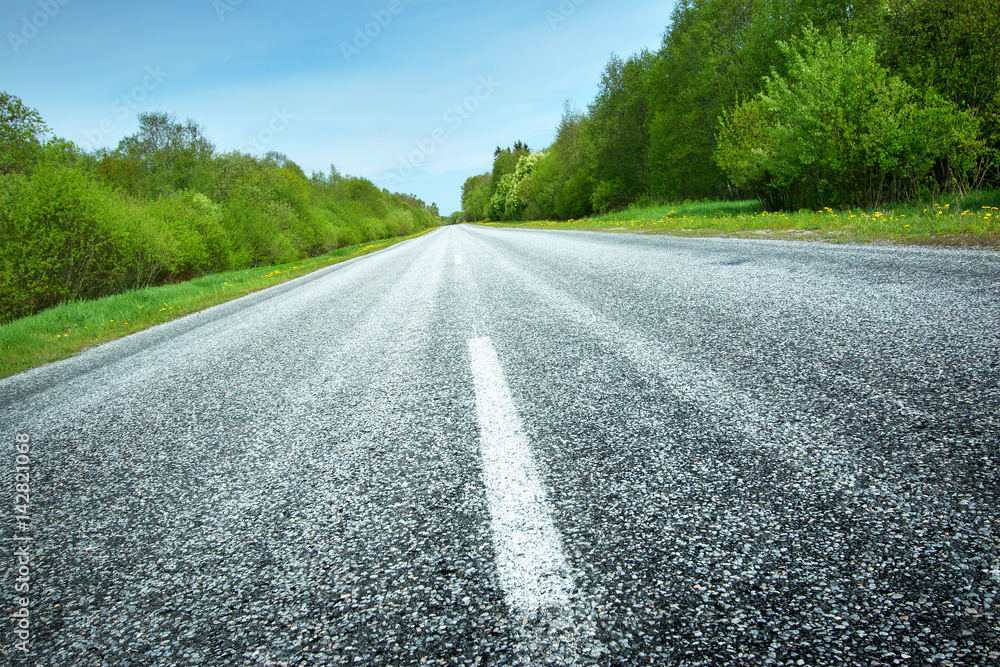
[461,0,999,221]
[0,95,440,325]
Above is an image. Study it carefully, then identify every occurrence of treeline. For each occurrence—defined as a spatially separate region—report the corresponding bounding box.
[0,93,440,324]
[462,0,999,219]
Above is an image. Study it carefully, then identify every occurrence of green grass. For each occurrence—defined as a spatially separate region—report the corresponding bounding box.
[0,228,437,380]
[481,191,1000,247]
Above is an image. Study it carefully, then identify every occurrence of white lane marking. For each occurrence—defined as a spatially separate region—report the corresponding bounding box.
[468,336,574,615]
[455,254,464,265]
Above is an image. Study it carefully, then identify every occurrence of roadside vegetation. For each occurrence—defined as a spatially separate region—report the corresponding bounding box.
[0,93,441,329]
[0,230,433,379]
[457,0,1000,240]
[480,194,1000,247]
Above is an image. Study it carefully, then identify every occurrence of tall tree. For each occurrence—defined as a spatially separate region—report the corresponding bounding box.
[462,173,491,221]
[487,142,532,219]
[647,0,799,201]
[0,92,48,175]
[588,50,656,211]
[647,0,883,201]
[872,0,1000,186]
[116,112,215,196]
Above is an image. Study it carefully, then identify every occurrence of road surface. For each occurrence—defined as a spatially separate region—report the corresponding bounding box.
[2,224,999,666]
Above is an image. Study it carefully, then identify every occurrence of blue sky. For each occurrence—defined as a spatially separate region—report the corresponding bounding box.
[2,0,673,214]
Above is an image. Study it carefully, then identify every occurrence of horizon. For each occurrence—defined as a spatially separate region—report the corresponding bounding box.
[2,0,671,214]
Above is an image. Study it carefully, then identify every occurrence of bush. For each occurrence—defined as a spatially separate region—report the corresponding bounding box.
[0,96,442,324]
[591,178,625,214]
[335,224,363,247]
[361,217,388,241]
[145,191,232,278]
[554,169,594,220]
[220,187,301,267]
[0,164,127,322]
[715,24,983,209]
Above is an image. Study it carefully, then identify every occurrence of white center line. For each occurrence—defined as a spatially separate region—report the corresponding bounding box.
[455,254,464,265]
[467,336,573,615]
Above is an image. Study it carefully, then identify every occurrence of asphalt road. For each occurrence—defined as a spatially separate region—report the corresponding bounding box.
[2,224,999,666]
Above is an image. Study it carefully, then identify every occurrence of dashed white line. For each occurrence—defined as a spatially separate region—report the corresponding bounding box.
[467,336,573,615]
[455,254,464,265]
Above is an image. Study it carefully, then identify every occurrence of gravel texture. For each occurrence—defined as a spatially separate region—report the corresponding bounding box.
[2,225,998,666]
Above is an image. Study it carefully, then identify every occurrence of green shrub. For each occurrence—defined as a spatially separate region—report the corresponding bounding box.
[715,24,984,209]
[385,207,413,237]
[591,179,625,214]
[335,224,363,247]
[220,187,301,267]
[361,218,388,241]
[0,164,127,322]
[145,191,232,277]
[309,208,341,253]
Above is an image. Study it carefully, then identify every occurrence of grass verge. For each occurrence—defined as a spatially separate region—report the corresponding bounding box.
[0,228,437,380]
[481,191,1000,248]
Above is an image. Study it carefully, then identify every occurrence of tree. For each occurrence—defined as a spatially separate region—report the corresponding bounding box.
[646,0,885,202]
[588,50,656,211]
[490,151,547,220]
[647,0,800,201]
[0,92,48,175]
[547,102,596,219]
[872,0,1000,187]
[116,112,215,196]
[462,173,491,221]
[487,142,532,219]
